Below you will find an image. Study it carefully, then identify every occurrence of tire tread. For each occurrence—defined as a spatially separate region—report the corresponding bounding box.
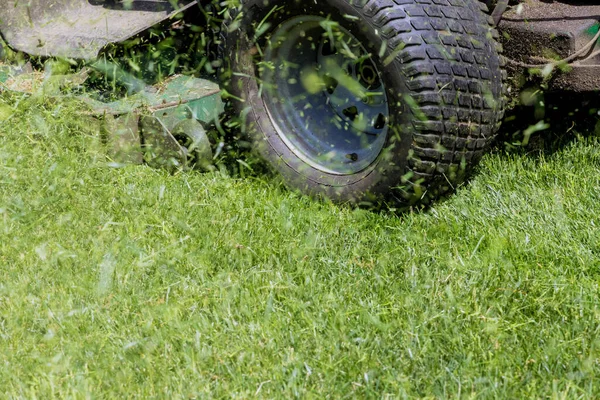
[354,0,505,205]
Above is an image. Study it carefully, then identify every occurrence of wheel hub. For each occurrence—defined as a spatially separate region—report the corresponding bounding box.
[262,16,389,175]
[317,38,388,136]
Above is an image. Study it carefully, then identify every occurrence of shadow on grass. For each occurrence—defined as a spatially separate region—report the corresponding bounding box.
[218,92,600,214]
[496,92,600,157]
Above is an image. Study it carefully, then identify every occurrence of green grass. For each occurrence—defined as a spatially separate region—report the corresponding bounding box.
[1,93,600,398]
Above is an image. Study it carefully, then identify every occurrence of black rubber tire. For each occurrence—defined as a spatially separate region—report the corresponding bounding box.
[226,0,505,209]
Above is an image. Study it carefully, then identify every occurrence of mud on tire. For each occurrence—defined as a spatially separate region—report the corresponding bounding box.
[226,0,505,209]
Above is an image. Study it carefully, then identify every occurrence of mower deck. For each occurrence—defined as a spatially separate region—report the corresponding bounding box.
[0,63,223,169]
[0,0,196,60]
[499,1,600,92]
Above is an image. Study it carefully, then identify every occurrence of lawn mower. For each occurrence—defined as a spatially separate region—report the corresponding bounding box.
[0,0,598,209]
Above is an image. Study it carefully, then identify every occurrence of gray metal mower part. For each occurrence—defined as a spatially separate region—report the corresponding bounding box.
[0,0,197,60]
[0,66,223,170]
[499,1,600,93]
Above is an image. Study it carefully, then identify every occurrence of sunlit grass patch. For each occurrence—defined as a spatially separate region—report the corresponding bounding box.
[1,95,600,397]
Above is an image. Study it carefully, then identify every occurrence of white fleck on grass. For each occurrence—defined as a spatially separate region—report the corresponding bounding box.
[43,329,55,341]
[31,113,50,137]
[304,362,312,377]
[97,252,116,295]
[123,341,139,351]
[35,244,48,261]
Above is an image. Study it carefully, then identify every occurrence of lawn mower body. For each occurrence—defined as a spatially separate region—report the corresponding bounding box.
[0,0,198,60]
[0,0,222,170]
[498,0,600,93]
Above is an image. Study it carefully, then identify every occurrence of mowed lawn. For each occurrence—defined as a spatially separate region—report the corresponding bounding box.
[1,94,600,398]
